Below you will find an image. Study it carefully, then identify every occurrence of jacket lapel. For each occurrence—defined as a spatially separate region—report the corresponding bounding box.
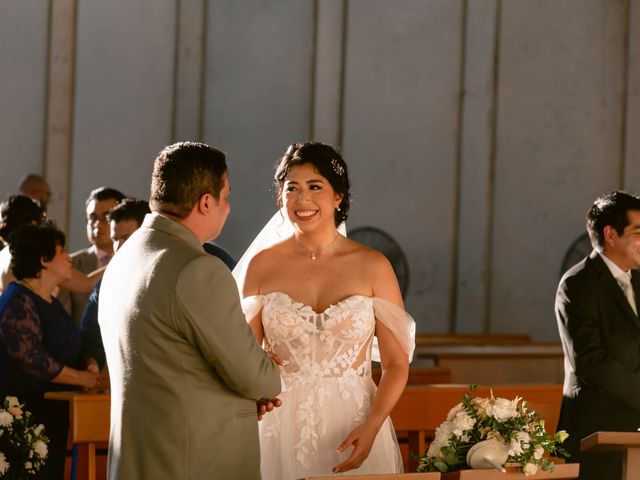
[591,251,640,328]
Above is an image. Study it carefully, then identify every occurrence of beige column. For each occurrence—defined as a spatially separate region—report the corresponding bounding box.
[173,0,207,142]
[44,0,77,233]
[311,0,346,147]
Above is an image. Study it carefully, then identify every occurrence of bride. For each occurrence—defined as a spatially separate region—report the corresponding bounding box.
[234,142,415,478]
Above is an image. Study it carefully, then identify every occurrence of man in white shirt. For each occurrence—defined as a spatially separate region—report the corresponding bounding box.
[556,190,640,480]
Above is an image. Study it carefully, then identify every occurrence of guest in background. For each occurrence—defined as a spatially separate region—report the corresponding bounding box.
[18,173,51,211]
[0,222,99,479]
[556,191,640,480]
[80,198,150,373]
[0,195,45,288]
[0,195,102,294]
[58,187,125,326]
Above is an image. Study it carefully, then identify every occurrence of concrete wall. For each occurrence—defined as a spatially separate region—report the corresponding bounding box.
[1,0,638,340]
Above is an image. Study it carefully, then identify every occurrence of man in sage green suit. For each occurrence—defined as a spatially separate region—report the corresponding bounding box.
[99,142,281,479]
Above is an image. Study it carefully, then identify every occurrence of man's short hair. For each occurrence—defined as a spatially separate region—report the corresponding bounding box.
[587,190,640,250]
[85,187,125,207]
[150,142,227,219]
[107,198,151,227]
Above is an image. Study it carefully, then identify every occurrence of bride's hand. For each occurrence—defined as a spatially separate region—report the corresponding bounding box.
[256,397,283,421]
[332,422,379,473]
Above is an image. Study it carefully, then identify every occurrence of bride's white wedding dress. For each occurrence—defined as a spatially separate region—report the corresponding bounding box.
[241,291,415,479]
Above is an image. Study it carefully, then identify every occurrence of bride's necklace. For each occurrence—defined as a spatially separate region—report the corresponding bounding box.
[296,233,340,260]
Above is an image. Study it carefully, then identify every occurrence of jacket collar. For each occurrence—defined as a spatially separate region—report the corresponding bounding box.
[589,250,640,325]
[142,212,203,251]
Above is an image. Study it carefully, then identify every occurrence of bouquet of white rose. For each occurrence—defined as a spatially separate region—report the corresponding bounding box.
[416,388,569,476]
[0,396,49,479]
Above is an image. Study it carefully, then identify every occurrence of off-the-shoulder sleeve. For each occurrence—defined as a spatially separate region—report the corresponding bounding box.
[240,295,264,323]
[372,297,416,363]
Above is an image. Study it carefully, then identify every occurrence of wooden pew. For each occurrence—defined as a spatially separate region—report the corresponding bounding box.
[415,343,564,384]
[416,333,532,346]
[372,366,452,385]
[45,391,109,480]
[390,384,563,472]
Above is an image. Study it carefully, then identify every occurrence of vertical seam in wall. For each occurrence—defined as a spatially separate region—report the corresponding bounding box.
[484,0,502,334]
[619,0,631,189]
[450,0,469,333]
[309,0,319,140]
[337,0,348,148]
[42,0,53,177]
[66,0,78,230]
[170,0,181,141]
[197,0,208,141]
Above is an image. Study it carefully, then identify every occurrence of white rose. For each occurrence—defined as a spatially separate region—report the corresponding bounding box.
[25,461,32,470]
[34,439,48,459]
[434,420,453,440]
[0,411,13,427]
[533,444,544,460]
[0,452,9,475]
[5,397,19,408]
[452,411,476,436]
[523,462,538,476]
[33,424,44,436]
[486,397,517,421]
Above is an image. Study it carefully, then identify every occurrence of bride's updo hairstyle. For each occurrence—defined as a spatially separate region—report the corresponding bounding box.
[274,142,350,227]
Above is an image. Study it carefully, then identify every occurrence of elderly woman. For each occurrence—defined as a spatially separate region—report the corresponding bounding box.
[0,195,102,294]
[0,221,99,479]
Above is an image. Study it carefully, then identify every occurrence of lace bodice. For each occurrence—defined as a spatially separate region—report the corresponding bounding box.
[265,293,375,386]
[241,292,415,387]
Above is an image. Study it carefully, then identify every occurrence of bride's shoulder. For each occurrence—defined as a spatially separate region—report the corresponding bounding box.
[246,239,292,272]
[344,237,389,266]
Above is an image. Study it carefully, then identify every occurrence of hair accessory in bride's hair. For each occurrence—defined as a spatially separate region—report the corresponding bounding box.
[331,158,344,176]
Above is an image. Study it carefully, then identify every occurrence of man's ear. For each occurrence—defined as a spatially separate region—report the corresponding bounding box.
[603,225,617,247]
[197,193,211,214]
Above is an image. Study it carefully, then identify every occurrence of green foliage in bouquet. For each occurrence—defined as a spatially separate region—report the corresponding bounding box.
[0,396,49,479]
[416,388,569,476]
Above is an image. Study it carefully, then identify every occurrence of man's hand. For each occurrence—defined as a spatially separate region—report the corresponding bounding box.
[256,397,282,421]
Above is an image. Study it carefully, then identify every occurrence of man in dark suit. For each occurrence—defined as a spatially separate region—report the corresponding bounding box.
[556,190,640,480]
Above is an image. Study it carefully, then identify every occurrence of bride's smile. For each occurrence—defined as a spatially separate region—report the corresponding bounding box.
[283,162,342,232]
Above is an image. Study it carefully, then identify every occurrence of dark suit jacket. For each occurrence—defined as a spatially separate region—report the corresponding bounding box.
[556,251,640,478]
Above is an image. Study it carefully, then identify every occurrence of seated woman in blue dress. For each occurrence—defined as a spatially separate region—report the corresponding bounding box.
[0,221,99,479]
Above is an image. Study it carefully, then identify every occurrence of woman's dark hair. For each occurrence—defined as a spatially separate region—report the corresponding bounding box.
[274,142,351,226]
[0,195,46,244]
[10,221,66,280]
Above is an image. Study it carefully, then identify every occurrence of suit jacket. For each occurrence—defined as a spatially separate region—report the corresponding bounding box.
[556,251,640,475]
[58,247,98,326]
[99,213,281,480]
